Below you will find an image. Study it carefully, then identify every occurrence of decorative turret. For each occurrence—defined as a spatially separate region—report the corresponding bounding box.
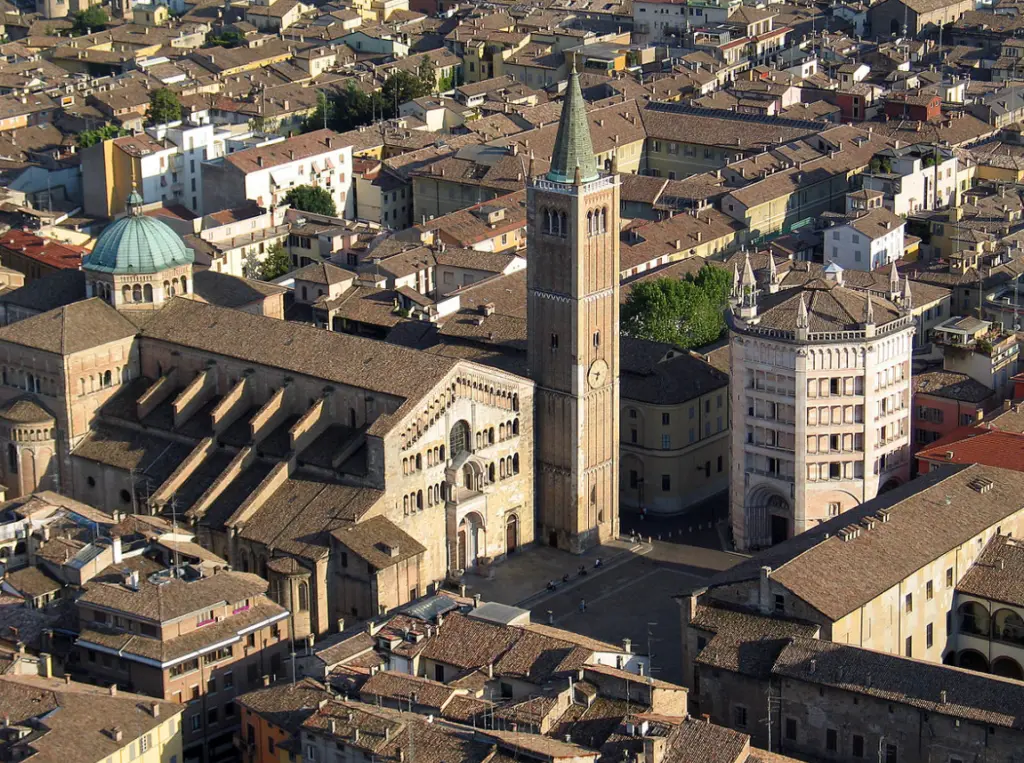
[737,251,758,319]
[863,293,876,336]
[902,275,913,311]
[795,293,809,340]
[889,262,900,301]
[546,64,598,185]
[768,253,780,294]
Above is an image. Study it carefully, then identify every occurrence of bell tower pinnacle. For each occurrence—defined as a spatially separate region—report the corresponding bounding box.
[527,66,620,553]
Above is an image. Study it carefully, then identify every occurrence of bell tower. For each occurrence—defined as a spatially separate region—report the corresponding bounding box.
[527,67,620,553]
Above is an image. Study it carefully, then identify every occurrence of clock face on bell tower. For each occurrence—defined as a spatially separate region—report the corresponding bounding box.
[588,359,609,389]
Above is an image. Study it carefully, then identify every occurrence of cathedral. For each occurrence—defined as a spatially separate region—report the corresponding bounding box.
[0,69,620,635]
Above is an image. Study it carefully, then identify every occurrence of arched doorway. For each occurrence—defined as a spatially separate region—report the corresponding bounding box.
[456,513,485,569]
[890,18,900,35]
[992,656,1024,680]
[506,514,518,553]
[744,485,791,548]
[957,649,990,673]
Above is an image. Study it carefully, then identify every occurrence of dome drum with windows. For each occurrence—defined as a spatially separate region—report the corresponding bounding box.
[83,191,194,310]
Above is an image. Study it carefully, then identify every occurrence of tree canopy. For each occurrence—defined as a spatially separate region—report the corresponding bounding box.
[620,265,732,349]
[257,243,292,281]
[146,88,183,126]
[301,69,435,134]
[77,124,129,148]
[71,5,108,34]
[284,185,337,217]
[417,56,436,91]
[207,29,245,47]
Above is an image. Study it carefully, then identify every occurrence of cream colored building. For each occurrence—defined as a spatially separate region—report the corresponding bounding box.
[681,462,1024,694]
[728,260,914,550]
[0,674,184,763]
[620,339,730,515]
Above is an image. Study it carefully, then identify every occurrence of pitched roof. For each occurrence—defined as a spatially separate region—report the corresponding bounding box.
[237,677,332,734]
[753,278,902,332]
[224,129,345,174]
[0,675,182,762]
[773,637,1024,730]
[331,516,426,570]
[0,396,55,424]
[0,269,85,313]
[138,298,456,403]
[917,428,1024,471]
[620,338,728,405]
[639,102,819,153]
[913,369,994,403]
[78,569,269,623]
[709,464,1024,620]
[690,601,819,678]
[957,534,1024,606]
[360,670,455,710]
[0,298,138,356]
[843,207,905,239]
[2,565,61,598]
[292,261,357,286]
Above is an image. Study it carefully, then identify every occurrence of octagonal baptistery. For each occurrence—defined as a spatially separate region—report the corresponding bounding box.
[83,191,194,311]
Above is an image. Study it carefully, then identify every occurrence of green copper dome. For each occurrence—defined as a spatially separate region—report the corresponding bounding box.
[84,201,194,275]
[546,65,599,185]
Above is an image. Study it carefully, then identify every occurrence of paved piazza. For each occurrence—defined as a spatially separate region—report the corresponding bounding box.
[462,536,743,684]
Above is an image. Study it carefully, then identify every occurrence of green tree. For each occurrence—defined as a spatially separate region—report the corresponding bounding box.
[692,263,732,307]
[300,68,436,136]
[621,265,730,349]
[284,185,337,217]
[146,87,183,126]
[207,29,245,47]
[417,55,437,92]
[77,123,128,148]
[71,5,108,34]
[257,243,292,280]
[301,91,334,132]
[380,69,433,114]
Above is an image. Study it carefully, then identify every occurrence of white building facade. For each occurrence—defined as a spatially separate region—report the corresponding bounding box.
[728,260,915,550]
[203,129,355,219]
[861,144,964,216]
[825,208,906,272]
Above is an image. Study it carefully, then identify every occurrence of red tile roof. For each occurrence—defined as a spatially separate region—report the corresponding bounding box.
[0,230,86,270]
[917,427,1024,472]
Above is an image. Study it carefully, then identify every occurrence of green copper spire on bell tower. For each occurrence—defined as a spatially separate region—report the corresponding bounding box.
[546,63,599,185]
